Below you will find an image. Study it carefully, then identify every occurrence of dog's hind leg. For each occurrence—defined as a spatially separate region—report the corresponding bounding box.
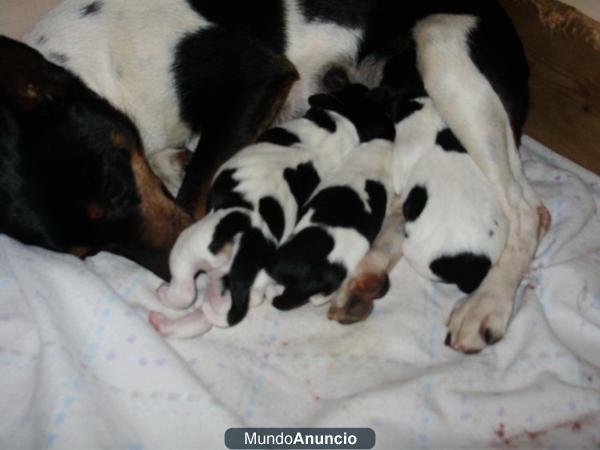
[328,195,405,323]
[414,14,548,353]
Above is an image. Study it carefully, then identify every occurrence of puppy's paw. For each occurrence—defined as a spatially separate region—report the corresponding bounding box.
[445,289,513,354]
[149,310,213,338]
[155,281,196,310]
[148,311,173,337]
[328,272,389,324]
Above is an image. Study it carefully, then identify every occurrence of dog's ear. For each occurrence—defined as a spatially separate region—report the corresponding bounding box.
[0,36,70,112]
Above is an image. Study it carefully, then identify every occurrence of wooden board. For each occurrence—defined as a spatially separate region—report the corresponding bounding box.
[500,0,600,173]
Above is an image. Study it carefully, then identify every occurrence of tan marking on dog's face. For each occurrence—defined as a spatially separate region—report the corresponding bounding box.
[109,130,192,249]
[129,149,192,250]
[70,245,91,258]
[109,131,132,152]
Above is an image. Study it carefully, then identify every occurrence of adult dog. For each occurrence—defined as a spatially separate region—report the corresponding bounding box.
[0,0,548,352]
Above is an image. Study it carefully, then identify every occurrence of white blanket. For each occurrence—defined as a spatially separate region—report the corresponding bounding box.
[1,136,599,449]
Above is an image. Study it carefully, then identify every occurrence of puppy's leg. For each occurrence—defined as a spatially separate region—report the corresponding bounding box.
[328,195,405,323]
[201,276,232,328]
[414,15,547,352]
[157,215,236,310]
[148,310,212,339]
[174,29,298,217]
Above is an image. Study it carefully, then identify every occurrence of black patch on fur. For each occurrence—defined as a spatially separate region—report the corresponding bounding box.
[307,180,387,243]
[185,0,286,54]
[172,27,298,212]
[298,0,372,28]
[304,108,336,133]
[259,196,285,242]
[380,47,426,97]
[322,65,351,92]
[308,85,396,142]
[207,168,253,212]
[436,128,467,154]
[208,210,251,255]
[390,99,423,124]
[403,185,427,222]
[81,1,102,16]
[227,228,275,325]
[283,162,320,211]
[221,275,230,295]
[468,10,530,142]
[257,127,300,146]
[268,227,347,309]
[430,253,492,294]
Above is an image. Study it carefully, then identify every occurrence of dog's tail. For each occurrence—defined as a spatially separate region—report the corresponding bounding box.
[226,228,275,325]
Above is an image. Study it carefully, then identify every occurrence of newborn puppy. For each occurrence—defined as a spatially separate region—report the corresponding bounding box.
[391,93,508,294]
[150,85,372,338]
[267,86,396,310]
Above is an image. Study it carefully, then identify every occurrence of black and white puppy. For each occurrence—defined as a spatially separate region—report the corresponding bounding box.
[150,85,387,338]
[267,85,396,311]
[391,92,508,295]
[16,0,548,352]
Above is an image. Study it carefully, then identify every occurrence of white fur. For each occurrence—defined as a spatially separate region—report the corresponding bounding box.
[25,0,208,155]
[25,0,363,161]
[153,110,363,337]
[392,97,508,282]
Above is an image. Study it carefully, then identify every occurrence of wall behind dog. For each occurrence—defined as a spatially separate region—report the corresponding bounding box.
[0,0,60,38]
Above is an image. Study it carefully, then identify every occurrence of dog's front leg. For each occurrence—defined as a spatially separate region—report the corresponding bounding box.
[328,195,405,323]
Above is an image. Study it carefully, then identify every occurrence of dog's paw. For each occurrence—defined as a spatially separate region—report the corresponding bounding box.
[445,289,513,354]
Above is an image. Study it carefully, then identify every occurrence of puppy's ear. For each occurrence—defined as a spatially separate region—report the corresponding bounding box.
[308,93,341,111]
[366,86,391,106]
[0,36,69,112]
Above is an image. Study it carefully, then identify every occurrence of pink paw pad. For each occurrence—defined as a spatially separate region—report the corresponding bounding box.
[148,311,171,335]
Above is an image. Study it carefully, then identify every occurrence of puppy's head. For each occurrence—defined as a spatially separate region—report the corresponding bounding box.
[308,84,396,143]
[267,227,347,309]
[0,36,191,278]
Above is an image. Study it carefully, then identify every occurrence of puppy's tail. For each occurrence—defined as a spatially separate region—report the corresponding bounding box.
[226,228,275,325]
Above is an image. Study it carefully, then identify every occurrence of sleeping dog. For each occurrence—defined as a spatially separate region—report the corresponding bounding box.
[150,84,393,337]
[3,0,547,352]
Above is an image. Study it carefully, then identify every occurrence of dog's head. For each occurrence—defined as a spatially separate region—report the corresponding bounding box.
[0,36,191,278]
[307,84,396,143]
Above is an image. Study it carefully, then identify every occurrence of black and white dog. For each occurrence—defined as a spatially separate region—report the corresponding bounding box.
[2,0,549,352]
[150,84,395,338]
